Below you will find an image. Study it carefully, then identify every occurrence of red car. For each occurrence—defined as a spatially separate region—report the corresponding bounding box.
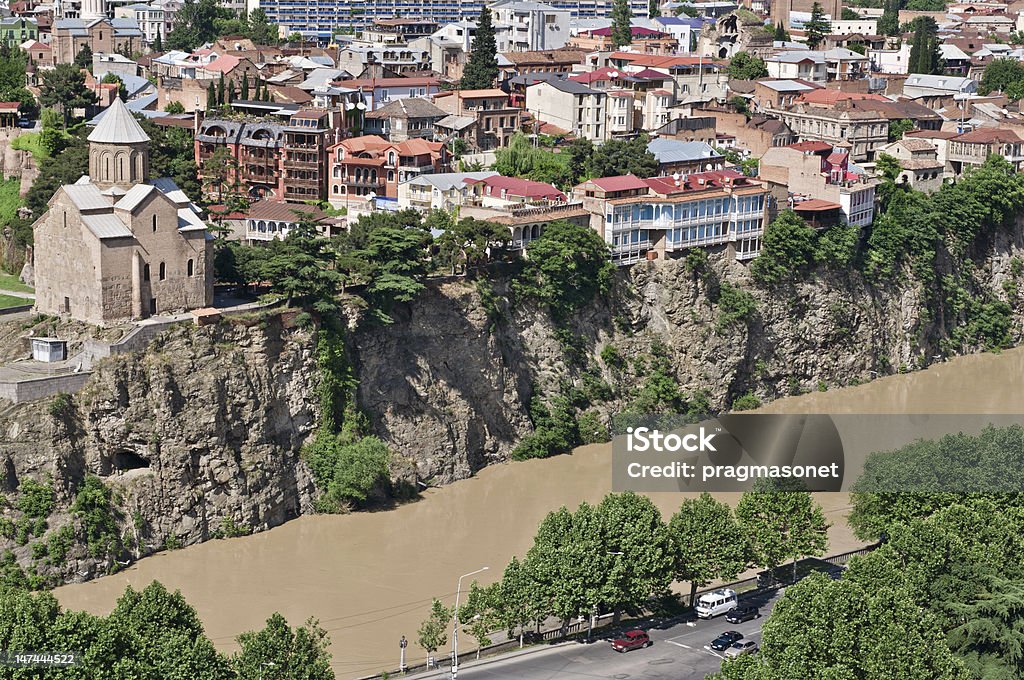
[611,629,652,653]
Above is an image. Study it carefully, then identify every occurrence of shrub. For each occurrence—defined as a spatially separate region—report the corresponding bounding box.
[731,392,762,411]
[48,392,74,421]
[600,343,624,369]
[577,411,610,445]
[17,478,54,519]
[750,210,817,285]
[70,476,121,559]
[511,396,580,460]
[716,283,757,332]
[305,434,391,512]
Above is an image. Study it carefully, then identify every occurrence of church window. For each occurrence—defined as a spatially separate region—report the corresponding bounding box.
[152,215,157,232]
[187,259,194,276]
[143,263,150,281]
[159,262,165,280]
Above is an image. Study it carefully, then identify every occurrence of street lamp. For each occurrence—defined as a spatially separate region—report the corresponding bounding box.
[399,635,408,673]
[259,662,276,680]
[588,552,624,642]
[451,566,489,680]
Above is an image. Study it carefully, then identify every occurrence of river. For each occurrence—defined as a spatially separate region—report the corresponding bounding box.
[54,346,1024,678]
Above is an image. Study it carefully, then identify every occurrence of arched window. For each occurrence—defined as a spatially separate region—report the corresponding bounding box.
[152,214,157,232]
[143,263,150,281]
[105,157,110,177]
[119,157,125,180]
[158,262,165,280]
[187,259,194,276]
[63,211,67,228]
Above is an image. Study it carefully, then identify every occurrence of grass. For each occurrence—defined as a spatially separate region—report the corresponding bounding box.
[0,294,28,310]
[0,274,31,293]
[0,177,24,237]
[10,133,46,160]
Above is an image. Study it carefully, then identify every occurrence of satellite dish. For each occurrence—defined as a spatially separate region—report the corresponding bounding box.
[705,163,713,171]
[367,191,376,199]
[672,171,681,180]
[356,102,367,110]
[345,102,355,110]
[609,70,619,78]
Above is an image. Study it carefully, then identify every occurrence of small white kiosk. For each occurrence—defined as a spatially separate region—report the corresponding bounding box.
[30,337,67,363]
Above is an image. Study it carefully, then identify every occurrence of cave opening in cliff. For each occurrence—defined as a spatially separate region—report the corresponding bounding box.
[112,451,151,472]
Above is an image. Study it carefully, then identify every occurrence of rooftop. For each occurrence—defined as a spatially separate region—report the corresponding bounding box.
[87,97,150,145]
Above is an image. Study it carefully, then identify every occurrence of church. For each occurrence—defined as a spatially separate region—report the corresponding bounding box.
[32,98,213,326]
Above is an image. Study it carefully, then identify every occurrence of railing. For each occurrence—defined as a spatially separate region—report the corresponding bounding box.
[509,200,584,218]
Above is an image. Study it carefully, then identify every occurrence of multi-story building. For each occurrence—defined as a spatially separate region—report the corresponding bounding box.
[364,97,448,142]
[260,0,648,41]
[363,18,440,43]
[525,77,606,142]
[490,0,571,52]
[764,102,889,161]
[573,170,771,265]
[874,137,944,193]
[647,139,725,175]
[328,135,448,208]
[398,171,498,211]
[114,2,167,44]
[336,43,432,78]
[244,202,343,243]
[765,49,868,82]
[759,142,878,227]
[432,89,523,151]
[566,26,678,54]
[0,17,38,47]
[52,17,142,64]
[336,76,441,111]
[948,128,1024,175]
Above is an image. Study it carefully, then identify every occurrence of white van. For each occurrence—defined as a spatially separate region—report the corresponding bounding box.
[695,588,737,619]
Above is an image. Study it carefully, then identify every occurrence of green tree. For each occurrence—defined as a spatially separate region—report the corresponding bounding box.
[888,118,914,141]
[74,45,93,72]
[735,478,829,582]
[908,16,941,75]
[262,212,343,312]
[303,435,391,511]
[240,74,249,100]
[490,556,545,647]
[167,0,233,50]
[458,582,495,658]
[803,2,831,49]
[24,132,88,221]
[878,0,900,35]
[164,100,185,113]
[979,57,1024,97]
[586,135,659,178]
[206,80,217,110]
[727,52,769,80]
[610,0,633,49]
[138,115,202,199]
[153,29,163,51]
[461,6,498,89]
[417,598,452,657]
[841,7,861,19]
[217,72,226,106]
[750,209,817,285]
[648,0,661,18]
[773,22,790,41]
[233,612,334,680]
[39,63,96,126]
[203,146,235,201]
[101,72,127,101]
[516,219,614,318]
[227,79,237,103]
[668,493,750,607]
[358,224,432,321]
[247,8,279,45]
[597,492,675,622]
[70,476,121,560]
[946,576,1024,678]
[435,217,511,274]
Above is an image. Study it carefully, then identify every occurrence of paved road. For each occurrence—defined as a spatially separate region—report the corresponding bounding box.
[436,591,781,680]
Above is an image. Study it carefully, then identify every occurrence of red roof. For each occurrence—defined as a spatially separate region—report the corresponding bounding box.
[793,198,841,211]
[203,54,241,73]
[644,169,749,195]
[631,68,671,79]
[607,53,724,69]
[788,141,833,153]
[336,77,439,88]
[471,175,566,201]
[953,128,1023,144]
[569,67,621,83]
[588,174,651,192]
[588,26,666,37]
[825,151,848,165]
[0,102,20,111]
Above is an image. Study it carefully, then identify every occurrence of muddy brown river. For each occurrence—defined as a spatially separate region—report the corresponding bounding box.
[55,347,1024,678]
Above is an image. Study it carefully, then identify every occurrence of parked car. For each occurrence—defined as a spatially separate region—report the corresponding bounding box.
[724,640,759,658]
[611,629,651,653]
[709,631,743,651]
[695,588,737,619]
[725,605,759,623]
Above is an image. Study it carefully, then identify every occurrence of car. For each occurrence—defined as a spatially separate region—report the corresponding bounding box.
[725,605,760,623]
[724,640,759,658]
[611,629,651,653]
[709,631,743,651]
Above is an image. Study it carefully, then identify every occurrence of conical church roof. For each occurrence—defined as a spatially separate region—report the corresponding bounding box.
[87,97,150,145]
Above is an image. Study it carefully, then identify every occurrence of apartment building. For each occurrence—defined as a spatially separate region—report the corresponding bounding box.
[525,77,607,142]
[573,170,770,265]
[947,128,1024,175]
[491,0,571,52]
[364,98,448,142]
[0,17,37,47]
[337,76,441,111]
[764,103,889,161]
[432,89,523,151]
[328,135,448,208]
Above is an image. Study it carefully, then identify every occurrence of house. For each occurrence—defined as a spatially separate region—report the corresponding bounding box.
[652,16,705,53]
[432,89,523,151]
[328,135,448,208]
[874,137,945,192]
[759,143,878,226]
[567,26,678,54]
[0,17,38,48]
[32,98,212,325]
[490,0,572,52]
[652,116,718,144]
[466,174,565,208]
[525,77,607,142]
[335,76,441,111]
[244,201,343,243]
[765,52,828,82]
[947,128,1024,174]
[647,138,725,174]
[397,171,498,211]
[364,98,448,142]
[574,170,771,265]
[52,17,142,65]
[24,40,53,69]
[764,102,889,161]
[902,74,978,99]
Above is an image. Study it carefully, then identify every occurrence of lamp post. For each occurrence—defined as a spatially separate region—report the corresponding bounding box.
[399,635,408,673]
[588,552,624,642]
[451,566,489,680]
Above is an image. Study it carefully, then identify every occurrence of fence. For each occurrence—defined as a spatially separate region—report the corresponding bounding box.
[356,543,880,680]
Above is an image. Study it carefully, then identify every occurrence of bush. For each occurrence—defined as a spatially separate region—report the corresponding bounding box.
[716,283,758,332]
[45,525,74,564]
[511,396,580,460]
[17,478,54,519]
[577,411,610,445]
[70,476,121,559]
[304,434,391,512]
[731,392,762,411]
[47,393,75,421]
[600,344,624,369]
[750,210,817,286]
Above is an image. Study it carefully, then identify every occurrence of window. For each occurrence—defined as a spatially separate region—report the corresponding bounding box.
[152,215,157,232]
[143,264,150,281]
[63,211,67,228]
[187,259,194,277]
[158,262,165,280]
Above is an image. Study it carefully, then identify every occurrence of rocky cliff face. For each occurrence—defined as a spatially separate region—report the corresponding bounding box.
[5,225,1024,584]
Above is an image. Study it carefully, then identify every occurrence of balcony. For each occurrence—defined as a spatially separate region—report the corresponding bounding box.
[283,158,320,169]
[285,176,322,188]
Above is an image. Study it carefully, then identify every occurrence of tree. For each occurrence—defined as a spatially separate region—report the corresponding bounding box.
[206,81,216,110]
[164,100,185,114]
[460,6,498,89]
[359,224,432,320]
[240,74,249,100]
[516,219,614,318]
[878,0,900,36]
[750,209,818,285]
[490,556,545,647]
[597,492,675,622]
[74,45,93,72]
[302,435,391,511]
[262,212,344,311]
[417,598,452,657]
[908,16,941,75]
[203,146,235,201]
[803,2,830,49]
[101,72,127,101]
[435,217,512,274]
[167,0,233,51]
[841,7,860,19]
[735,478,828,583]
[233,613,334,680]
[24,133,88,220]
[217,72,226,106]
[669,494,750,607]
[153,29,163,52]
[888,118,914,141]
[773,22,789,41]
[979,57,1024,97]
[946,576,1024,678]
[458,582,495,659]
[586,135,659,178]
[727,52,769,80]
[648,0,661,18]
[226,78,237,103]
[714,573,971,680]
[610,0,633,49]
[247,8,279,45]
[39,63,96,126]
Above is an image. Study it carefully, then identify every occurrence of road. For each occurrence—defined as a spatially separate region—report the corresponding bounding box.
[435,591,781,680]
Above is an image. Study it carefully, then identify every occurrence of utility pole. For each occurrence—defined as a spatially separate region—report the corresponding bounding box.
[451,567,488,680]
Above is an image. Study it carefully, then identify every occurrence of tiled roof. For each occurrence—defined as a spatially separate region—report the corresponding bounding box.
[473,175,565,200]
[588,174,650,191]
[788,140,833,153]
[953,128,1023,143]
[87,97,150,144]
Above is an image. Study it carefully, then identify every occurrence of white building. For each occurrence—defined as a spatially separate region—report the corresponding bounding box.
[397,171,498,211]
[902,74,978,99]
[766,51,827,82]
[491,0,571,52]
[828,18,878,35]
[526,77,607,141]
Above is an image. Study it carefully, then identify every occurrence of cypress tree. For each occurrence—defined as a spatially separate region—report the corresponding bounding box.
[648,0,661,19]
[153,29,162,52]
[206,81,216,110]
[460,6,498,89]
[216,72,225,106]
[227,79,237,103]
[804,2,830,50]
[908,17,941,75]
[241,74,249,99]
[774,22,789,42]
[610,0,633,49]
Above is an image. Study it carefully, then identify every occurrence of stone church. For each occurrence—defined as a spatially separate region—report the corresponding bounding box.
[33,97,213,326]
